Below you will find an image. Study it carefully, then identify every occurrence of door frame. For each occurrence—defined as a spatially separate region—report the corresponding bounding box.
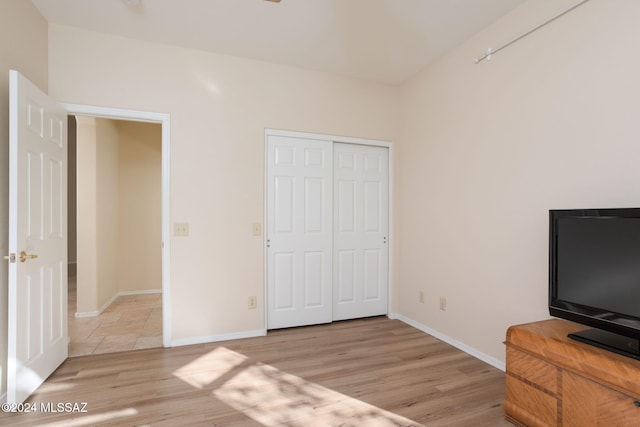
[263,128,394,328]
[61,103,172,347]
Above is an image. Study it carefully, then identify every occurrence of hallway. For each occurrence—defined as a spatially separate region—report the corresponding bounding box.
[68,269,162,357]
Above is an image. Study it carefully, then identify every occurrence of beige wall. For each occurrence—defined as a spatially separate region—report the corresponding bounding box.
[117,121,162,293]
[76,116,98,312]
[48,25,400,341]
[95,119,120,307]
[76,117,120,313]
[0,0,48,401]
[397,0,640,363]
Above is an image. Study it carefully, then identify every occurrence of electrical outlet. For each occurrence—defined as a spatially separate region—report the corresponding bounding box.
[439,297,447,311]
[248,296,257,309]
[174,222,190,237]
[419,291,425,304]
[252,223,262,236]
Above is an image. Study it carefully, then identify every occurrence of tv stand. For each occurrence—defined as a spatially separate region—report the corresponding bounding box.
[504,319,640,426]
[568,328,640,361]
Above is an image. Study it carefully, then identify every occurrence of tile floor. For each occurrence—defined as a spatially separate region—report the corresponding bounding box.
[68,269,163,357]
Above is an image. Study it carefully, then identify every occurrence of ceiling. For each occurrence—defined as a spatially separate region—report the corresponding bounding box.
[31,0,526,85]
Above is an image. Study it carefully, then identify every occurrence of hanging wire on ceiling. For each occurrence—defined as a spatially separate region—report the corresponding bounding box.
[474,0,590,64]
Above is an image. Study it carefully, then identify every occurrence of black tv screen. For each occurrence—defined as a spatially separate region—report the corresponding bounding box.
[549,208,640,359]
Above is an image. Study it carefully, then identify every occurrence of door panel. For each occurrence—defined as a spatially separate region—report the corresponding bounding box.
[274,176,294,233]
[267,136,332,329]
[364,181,380,232]
[363,249,381,300]
[304,252,324,307]
[304,178,324,232]
[48,158,64,238]
[337,250,355,303]
[273,252,294,310]
[333,143,388,321]
[337,180,355,232]
[8,70,68,403]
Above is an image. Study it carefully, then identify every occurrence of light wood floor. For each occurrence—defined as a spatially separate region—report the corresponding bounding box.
[4,317,510,426]
[68,270,163,356]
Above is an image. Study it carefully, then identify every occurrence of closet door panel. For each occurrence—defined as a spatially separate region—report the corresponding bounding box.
[333,143,389,321]
[267,136,333,329]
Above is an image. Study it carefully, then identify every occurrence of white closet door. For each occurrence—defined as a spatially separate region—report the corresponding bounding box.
[333,143,389,321]
[267,136,333,329]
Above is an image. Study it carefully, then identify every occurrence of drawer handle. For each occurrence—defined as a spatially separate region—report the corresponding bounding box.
[635,400,640,408]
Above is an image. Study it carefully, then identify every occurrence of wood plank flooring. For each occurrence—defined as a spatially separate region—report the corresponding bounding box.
[2,317,510,426]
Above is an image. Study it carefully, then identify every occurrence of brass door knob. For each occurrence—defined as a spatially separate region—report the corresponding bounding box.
[19,251,38,263]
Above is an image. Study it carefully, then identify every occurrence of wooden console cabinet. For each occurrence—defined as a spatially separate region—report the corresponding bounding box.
[504,319,640,426]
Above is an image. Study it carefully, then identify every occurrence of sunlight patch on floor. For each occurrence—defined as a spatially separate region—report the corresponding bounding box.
[29,381,76,394]
[172,346,248,389]
[210,352,420,426]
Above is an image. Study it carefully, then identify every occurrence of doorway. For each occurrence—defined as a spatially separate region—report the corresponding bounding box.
[68,116,163,356]
[63,103,172,352]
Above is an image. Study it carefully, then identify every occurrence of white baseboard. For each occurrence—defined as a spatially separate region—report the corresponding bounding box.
[394,314,505,372]
[75,289,162,318]
[171,329,267,347]
[75,292,118,318]
[118,289,162,296]
[74,310,101,318]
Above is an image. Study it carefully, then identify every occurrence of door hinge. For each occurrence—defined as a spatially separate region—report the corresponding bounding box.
[3,253,17,263]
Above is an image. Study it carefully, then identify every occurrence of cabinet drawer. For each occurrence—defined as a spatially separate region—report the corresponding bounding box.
[505,375,557,426]
[507,346,558,394]
[562,371,640,427]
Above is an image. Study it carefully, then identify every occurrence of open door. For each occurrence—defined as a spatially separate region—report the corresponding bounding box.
[6,70,68,403]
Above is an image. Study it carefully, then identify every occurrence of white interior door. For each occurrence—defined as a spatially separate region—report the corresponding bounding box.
[267,136,333,329]
[7,70,68,403]
[333,143,388,321]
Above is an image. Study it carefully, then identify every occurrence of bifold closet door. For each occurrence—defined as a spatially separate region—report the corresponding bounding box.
[333,143,389,320]
[266,136,333,329]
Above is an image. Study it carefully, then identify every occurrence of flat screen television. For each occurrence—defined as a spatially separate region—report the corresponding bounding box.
[549,208,640,360]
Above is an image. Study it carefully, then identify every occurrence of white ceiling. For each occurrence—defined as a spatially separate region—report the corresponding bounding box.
[31,0,525,85]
